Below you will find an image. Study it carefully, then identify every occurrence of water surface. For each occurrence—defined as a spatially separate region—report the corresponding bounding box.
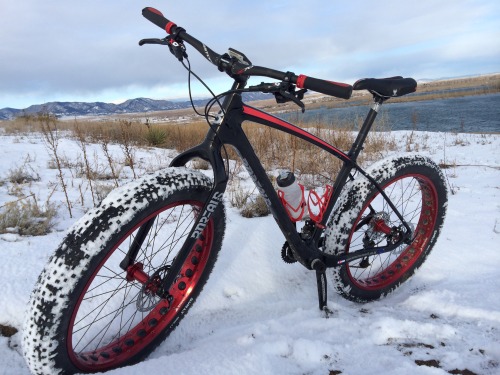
[281,93,500,133]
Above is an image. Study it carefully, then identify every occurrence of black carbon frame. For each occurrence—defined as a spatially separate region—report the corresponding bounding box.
[166,92,412,272]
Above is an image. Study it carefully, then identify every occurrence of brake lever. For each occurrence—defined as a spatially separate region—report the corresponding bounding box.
[275,87,307,113]
[139,38,167,46]
[139,37,188,61]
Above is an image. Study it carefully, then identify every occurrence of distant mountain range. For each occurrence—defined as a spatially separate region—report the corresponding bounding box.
[0,92,272,120]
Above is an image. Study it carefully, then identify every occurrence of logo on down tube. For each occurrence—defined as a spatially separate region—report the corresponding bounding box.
[191,192,224,239]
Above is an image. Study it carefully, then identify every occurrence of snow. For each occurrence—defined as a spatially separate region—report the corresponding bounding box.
[0,130,499,375]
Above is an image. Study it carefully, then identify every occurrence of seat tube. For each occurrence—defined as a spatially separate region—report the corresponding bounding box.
[348,99,383,161]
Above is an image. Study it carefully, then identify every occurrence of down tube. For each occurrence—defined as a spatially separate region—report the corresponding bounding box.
[242,105,351,163]
[222,113,323,267]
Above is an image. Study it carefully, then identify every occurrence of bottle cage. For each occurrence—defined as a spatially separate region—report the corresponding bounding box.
[307,185,333,224]
[277,184,306,222]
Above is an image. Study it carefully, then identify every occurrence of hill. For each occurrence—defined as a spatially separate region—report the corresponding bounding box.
[0,93,271,120]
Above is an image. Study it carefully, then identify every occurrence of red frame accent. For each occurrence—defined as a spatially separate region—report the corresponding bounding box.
[166,21,177,34]
[296,74,307,89]
[146,7,163,16]
[242,105,350,161]
[327,80,351,88]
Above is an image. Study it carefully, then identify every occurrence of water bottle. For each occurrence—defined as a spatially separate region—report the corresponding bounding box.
[277,171,305,222]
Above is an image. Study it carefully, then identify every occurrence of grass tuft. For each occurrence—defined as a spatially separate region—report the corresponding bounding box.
[0,197,57,236]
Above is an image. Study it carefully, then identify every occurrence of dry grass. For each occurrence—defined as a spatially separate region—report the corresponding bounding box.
[1,75,494,224]
[7,162,40,184]
[0,110,402,221]
[240,195,270,218]
[0,197,57,236]
[1,113,396,184]
[38,113,73,217]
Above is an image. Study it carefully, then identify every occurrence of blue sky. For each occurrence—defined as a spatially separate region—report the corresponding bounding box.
[1,0,499,109]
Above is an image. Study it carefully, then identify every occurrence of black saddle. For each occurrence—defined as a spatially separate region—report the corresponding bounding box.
[353,76,417,98]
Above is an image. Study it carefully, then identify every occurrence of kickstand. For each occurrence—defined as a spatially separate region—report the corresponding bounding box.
[313,260,334,318]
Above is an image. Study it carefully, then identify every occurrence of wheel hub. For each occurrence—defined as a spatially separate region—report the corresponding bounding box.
[135,265,172,312]
[365,212,391,244]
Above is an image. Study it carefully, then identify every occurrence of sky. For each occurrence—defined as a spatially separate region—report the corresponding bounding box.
[1,0,499,109]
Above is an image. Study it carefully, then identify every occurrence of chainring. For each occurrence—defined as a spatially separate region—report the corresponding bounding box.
[281,242,297,264]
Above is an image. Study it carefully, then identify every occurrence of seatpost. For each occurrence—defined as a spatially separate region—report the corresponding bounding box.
[347,96,386,161]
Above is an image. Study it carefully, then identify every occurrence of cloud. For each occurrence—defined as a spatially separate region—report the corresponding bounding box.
[1,0,499,108]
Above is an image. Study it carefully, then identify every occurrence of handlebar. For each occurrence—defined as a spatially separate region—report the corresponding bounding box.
[142,7,174,33]
[296,75,352,100]
[141,7,353,100]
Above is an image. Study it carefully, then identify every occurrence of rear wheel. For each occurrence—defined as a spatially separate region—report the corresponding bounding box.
[23,168,225,374]
[324,155,447,302]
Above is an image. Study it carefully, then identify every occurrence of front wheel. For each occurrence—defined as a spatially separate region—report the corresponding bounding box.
[324,155,447,302]
[23,168,225,375]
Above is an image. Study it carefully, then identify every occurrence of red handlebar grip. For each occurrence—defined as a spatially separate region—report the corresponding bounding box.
[142,7,177,34]
[296,74,352,99]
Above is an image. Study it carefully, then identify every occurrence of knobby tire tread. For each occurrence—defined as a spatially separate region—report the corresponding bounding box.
[324,155,447,302]
[23,168,225,375]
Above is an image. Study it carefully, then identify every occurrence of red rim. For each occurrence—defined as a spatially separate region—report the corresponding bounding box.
[346,174,438,290]
[67,200,213,371]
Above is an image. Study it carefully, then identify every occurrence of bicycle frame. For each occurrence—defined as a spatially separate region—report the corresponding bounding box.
[23,12,438,375]
[159,81,413,287]
[131,10,420,300]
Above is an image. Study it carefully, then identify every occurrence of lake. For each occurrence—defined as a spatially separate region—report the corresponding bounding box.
[281,93,500,133]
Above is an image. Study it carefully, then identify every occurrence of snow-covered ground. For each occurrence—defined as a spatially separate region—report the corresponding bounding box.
[0,130,499,375]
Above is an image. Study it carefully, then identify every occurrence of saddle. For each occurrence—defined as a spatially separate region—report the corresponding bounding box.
[353,76,417,98]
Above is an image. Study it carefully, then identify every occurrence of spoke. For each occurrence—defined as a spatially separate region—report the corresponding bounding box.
[400,180,420,218]
[82,282,139,302]
[85,273,126,295]
[74,283,139,352]
[73,276,140,349]
[75,278,129,328]
[142,221,193,273]
[92,280,138,351]
[140,205,194,271]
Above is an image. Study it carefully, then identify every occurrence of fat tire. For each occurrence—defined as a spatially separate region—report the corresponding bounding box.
[23,167,225,375]
[324,155,447,302]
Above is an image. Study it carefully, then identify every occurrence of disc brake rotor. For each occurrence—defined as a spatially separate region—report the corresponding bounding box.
[136,265,171,312]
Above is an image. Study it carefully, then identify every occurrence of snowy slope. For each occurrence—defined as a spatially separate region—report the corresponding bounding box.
[0,130,499,375]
